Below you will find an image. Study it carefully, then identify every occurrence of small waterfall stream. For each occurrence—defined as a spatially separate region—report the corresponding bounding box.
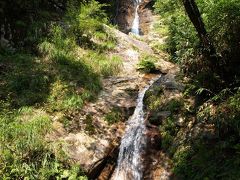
[131,0,141,35]
[112,76,160,180]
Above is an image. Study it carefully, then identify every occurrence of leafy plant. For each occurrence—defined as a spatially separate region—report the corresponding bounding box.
[137,60,156,73]
[104,107,122,124]
[84,114,95,134]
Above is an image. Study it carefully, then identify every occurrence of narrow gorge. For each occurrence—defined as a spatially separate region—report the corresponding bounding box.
[1,0,239,179]
[86,0,175,179]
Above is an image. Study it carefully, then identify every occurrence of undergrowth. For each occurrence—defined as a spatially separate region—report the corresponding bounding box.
[152,0,240,179]
[137,54,157,73]
[0,0,121,178]
[0,107,87,179]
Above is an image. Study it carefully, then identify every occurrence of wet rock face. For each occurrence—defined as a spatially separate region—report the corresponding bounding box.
[116,0,135,33]
[116,0,153,34]
[139,0,154,34]
[143,69,180,179]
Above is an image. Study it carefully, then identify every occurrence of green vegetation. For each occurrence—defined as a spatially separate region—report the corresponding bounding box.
[84,115,95,134]
[150,18,169,54]
[137,60,156,73]
[0,107,87,179]
[152,0,240,179]
[0,0,121,179]
[160,116,179,154]
[1,0,240,178]
[137,54,157,73]
[104,107,122,124]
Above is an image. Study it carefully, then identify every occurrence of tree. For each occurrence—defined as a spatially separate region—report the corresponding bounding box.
[182,0,216,60]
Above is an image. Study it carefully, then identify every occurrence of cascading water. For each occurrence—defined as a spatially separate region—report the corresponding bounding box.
[131,0,141,35]
[112,76,160,180]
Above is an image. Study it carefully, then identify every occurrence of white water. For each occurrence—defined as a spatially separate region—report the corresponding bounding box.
[113,76,160,180]
[131,0,141,35]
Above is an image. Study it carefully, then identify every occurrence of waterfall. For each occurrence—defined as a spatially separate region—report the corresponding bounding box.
[112,76,160,180]
[131,0,141,35]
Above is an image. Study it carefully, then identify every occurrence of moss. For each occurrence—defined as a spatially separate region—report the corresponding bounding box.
[84,114,95,134]
[160,116,179,152]
[144,86,164,111]
[164,98,184,113]
[104,107,122,124]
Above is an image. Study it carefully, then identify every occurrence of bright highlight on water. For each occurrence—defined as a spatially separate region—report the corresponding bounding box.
[131,0,141,35]
[112,76,160,180]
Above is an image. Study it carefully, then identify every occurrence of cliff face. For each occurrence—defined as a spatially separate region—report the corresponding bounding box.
[116,0,153,35]
[139,0,154,34]
[116,0,135,33]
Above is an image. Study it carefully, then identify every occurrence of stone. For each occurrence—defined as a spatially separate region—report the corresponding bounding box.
[176,117,185,127]
[47,6,178,179]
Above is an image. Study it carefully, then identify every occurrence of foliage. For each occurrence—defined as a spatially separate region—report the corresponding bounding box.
[173,138,240,180]
[1,0,117,49]
[65,0,116,51]
[160,116,179,153]
[137,55,158,73]
[152,1,240,177]
[137,60,156,73]
[154,0,198,63]
[104,107,122,124]
[154,0,240,89]
[84,115,95,134]
[0,107,87,179]
[0,0,120,178]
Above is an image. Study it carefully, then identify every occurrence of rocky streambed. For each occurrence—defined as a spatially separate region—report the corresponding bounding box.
[116,0,153,35]
[48,0,178,179]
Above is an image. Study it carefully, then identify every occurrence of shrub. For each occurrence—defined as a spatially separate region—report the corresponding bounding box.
[165,99,184,113]
[160,116,179,152]
[137,60,156,73]
[84,115,95,134]
[0,108,87,179]
[104,108,122,124]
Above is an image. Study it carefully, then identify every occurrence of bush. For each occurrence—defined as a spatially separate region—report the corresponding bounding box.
[65,0,116,51]
[0,1,120,178]
[165,99,184,113]
[104,107,122,124]
[160,116,179,153]
[0,107,87,179]
[153,0,240,179]
[137,60,156,73]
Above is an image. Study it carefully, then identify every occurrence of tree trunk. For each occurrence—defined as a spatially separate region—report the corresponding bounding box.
[182,0,216,56]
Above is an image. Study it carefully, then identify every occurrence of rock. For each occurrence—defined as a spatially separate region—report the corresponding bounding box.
[104,25,153,54]
[88,145,119,179]
[139,0,154,34]
[115,0,135,33]
[148,111,171,126]
[176,117,185,127]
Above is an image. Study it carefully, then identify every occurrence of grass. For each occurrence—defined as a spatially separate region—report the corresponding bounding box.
[149,18,169,54]
[83,52,123,78]
[84,115,95,134]
[148,84,240,179]
[0,20,121,180]
[0,0,123,178]
[0,53,51,108]
[0,48,117,179]
[0,104,88,179]
[104,107,122,124]
[137,54,158,73]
